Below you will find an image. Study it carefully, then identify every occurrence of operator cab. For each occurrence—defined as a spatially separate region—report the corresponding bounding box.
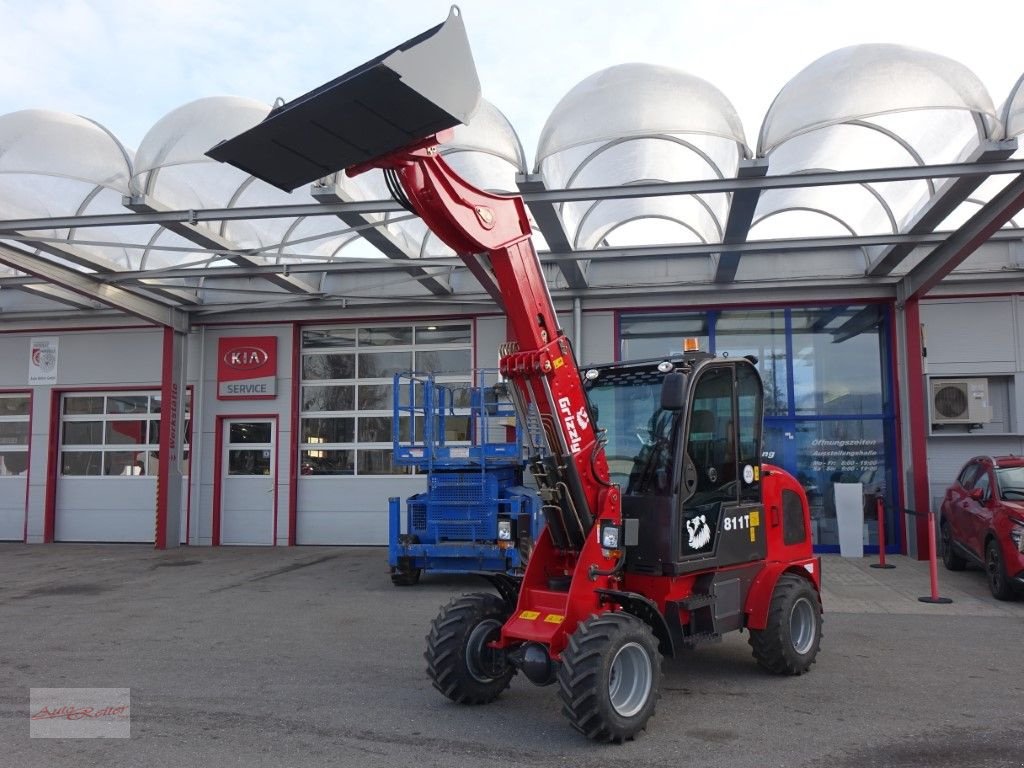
[583,349,766,576]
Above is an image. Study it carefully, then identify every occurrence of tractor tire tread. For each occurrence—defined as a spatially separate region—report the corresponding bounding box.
[557,612,661,743]
[748,573,823,676]
[390,567,421,586]
[425,593,514,705]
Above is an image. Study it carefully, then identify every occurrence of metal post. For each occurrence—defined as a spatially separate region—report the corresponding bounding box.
[918,508,952,604]
[870,495,895,569]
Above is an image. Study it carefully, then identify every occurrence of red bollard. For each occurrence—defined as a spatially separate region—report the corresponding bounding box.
[918,508,952,604]
[870,495,895,569]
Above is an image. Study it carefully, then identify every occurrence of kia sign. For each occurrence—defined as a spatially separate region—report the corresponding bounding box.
[217,336,277,399]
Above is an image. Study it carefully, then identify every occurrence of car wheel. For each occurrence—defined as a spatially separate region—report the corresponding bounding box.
[985,539,1015,601]
[940,519,966,571]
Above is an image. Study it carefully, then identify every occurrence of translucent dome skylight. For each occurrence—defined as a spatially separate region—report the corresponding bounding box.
[536,64,750,250]
[133,96,370,266]
[751,44,999,242]
[0,109,145,271]
[1004,73,1024,141]
[1,46,1022,314]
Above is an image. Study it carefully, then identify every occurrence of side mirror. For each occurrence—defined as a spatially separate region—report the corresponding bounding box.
[969,487,985,502]
[660,372,687,411]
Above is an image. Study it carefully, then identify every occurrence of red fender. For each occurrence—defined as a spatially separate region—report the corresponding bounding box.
[744,558,821,630]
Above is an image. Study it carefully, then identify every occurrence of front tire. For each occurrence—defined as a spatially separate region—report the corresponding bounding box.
[557,612,662,743]
[986,540,1015,601]
[425,593,514,704]
[749,573,823,675]
[941,519,966,571]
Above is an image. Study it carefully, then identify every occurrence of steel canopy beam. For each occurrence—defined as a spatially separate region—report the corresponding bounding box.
[1,231,201,307]
[309,186,457,299]
[2,160,1023,233]
[19,283,104,310]
[867,140,1018,276]
[0,243,189,331]
[714,158,769,283]
[85,226,1024,285]
[898,172,1024,302]
[517,173,587,289]
[125,195,318,295]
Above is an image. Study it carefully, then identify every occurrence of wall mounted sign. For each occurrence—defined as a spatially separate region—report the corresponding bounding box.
[28,337,59,385]
[217,336,277,400]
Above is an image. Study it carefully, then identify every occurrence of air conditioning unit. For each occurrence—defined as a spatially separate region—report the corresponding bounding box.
[931,378,992,425]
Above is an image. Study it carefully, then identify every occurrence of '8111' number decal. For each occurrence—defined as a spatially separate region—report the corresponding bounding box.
[723,510,761,541]
[723,514,750,532]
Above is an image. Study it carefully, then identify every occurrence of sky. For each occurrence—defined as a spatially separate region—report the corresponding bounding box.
[0,0,1021,165]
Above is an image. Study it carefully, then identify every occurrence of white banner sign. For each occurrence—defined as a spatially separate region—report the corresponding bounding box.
[28,337,59,385]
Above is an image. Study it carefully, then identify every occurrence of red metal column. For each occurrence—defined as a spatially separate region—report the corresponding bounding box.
[156,327,185,550]
[42,390,61,543]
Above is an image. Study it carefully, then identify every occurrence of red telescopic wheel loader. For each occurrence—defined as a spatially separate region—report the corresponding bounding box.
[208,7,823,742]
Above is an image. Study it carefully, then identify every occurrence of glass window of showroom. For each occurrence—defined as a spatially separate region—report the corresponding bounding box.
[620,304,897,551]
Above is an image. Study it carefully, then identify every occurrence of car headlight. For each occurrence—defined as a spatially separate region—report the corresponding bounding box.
[1010,518,1024,553]
[497,519,512,541]
[599,520,622,550]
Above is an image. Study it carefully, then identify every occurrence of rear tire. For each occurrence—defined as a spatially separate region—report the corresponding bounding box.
[557,612,661,743]
[425,593,514,703]
[749,573,822,675]
[390,567,421,586]
[941,519,966,571]
[986,540,1015,601]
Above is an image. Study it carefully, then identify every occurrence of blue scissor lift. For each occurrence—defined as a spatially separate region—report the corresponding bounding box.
[388,371,542,586]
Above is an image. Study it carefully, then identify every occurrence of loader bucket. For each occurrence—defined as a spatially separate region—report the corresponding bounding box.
[206,6,481,191]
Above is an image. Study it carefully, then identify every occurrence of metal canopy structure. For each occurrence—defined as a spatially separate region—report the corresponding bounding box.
[1,45,1023,331]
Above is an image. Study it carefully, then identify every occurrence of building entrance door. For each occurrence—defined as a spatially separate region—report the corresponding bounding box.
[219,419,276,545]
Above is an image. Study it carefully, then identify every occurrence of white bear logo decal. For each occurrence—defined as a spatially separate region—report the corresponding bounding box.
[686,514,711,550]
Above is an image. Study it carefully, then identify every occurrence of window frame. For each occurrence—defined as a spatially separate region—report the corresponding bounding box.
[0,393,30,477]
[298,322,473,477]
[59,391,191,477]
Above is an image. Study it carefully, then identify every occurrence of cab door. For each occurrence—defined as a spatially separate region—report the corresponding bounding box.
[678,361,766,567]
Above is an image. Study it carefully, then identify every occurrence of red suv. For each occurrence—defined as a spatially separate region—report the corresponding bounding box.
[940,455,1024,600]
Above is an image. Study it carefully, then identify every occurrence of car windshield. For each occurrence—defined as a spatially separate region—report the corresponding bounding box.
[995,466,1024,499]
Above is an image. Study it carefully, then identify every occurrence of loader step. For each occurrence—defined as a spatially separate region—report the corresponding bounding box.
[677,593,715,611]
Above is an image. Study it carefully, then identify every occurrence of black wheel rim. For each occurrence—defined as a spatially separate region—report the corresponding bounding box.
[465,619,504,682]
[987,545,1003,593]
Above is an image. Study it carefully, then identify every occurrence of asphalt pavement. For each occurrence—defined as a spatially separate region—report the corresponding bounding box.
[1,543,1022,768]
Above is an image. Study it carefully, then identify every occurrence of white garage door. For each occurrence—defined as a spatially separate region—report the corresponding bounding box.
[294,321,472,544]
[55,392,160,543]
[0,393,30,541]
